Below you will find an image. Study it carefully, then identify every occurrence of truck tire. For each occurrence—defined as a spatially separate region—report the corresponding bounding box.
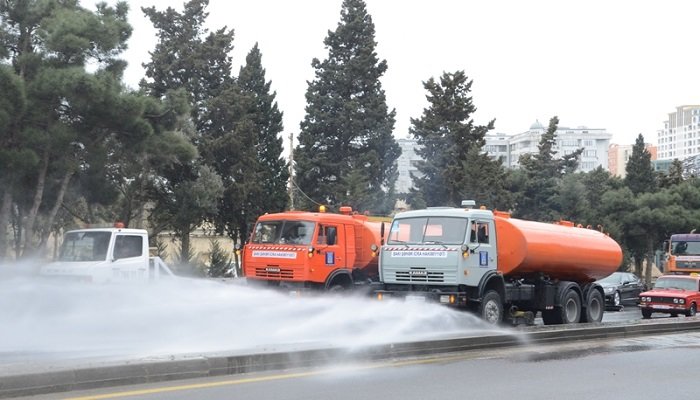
[543,289,581,325]
[480,291,503,325]
[560,289,582,324]
[581,289,604,323]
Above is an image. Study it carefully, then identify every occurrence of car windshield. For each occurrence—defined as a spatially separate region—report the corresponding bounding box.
[670,240,700,255]
[653,277,699,291]
[58,231,112,262]
[251,220,315,245]
[598,273,623,284]
[387,217,468,245]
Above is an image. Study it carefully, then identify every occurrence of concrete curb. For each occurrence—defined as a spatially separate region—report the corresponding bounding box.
[3,319,700,398]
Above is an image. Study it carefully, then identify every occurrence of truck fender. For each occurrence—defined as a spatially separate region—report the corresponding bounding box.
[325,269,353,290]
[477,271,506,302]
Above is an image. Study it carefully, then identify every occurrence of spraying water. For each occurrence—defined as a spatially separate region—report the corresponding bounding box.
[0,267,511,366]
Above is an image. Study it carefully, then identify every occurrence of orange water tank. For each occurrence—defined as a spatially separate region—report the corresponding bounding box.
[495,215,622,282]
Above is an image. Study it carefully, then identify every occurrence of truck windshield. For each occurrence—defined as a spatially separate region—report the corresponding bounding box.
[653,277,699,291]
[252,220,315,245]
[670,240,700,255]
[387,217,468,245]
[58,231,112,262]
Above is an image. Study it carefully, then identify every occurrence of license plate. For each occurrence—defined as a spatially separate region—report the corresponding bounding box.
[405,295,426,303]
[651,304,671,310]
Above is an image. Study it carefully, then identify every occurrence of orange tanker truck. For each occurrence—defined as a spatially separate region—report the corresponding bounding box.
[376,201,623,325]
[243,206,387,293]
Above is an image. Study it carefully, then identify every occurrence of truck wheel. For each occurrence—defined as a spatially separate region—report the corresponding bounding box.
[581,289,604,323]
[686,303,697,317]
[559,289,581,324]
[480,291,503,325]
[328,284,346,293]
[641,309,652,319]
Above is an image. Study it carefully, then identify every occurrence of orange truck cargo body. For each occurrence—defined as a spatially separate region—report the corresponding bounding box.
[243,209,385,289]
[496,217,622,282]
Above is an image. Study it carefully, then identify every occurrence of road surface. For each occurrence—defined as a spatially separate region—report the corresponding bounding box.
[15,331,700,400]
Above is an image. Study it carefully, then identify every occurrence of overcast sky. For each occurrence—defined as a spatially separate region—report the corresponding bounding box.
[112,0,700,146]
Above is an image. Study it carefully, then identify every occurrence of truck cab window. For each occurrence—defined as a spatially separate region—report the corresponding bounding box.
[471,221,489,244]
[114,235,143,259]
[317,225,337,246]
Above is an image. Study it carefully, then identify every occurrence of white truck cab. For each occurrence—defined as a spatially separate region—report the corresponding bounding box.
[40,227,174,283]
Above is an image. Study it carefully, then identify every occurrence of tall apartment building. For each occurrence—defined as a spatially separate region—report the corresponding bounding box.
[394,121,612,194]
[506,120,612,172]
[657,105,700,161]
[395,138,422,193]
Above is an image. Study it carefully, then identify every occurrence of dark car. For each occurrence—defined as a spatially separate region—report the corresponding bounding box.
[596,272,646,308]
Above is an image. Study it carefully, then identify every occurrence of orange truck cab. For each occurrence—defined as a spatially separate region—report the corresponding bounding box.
[664,233,700,274]
[243,206,386,292]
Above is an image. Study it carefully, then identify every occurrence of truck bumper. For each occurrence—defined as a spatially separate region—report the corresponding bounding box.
[373,289,469,307]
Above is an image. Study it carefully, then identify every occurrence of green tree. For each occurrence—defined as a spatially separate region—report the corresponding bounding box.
[624,133,656,195]
[207,239,232,277]
[515,116,583,221]
[659,159,684,188]
[294,0,400,214]
[0,0,139,258]
[409,71,509,209]
[238,43,289,214]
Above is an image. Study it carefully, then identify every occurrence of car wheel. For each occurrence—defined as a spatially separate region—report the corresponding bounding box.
[686,303,697,317]
[613,291,621,307]
[641,309,652,319]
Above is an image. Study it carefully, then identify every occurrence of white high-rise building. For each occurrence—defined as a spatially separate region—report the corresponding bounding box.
[505,120,612,172]
[657,105,700,161]
[394,121,612,194]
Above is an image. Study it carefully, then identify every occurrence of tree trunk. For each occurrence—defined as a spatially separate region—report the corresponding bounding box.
[0,191,12,261]
[645,238,655,285]
[22,149,49,258]
[634,257,643,278]
[38,169,74,249]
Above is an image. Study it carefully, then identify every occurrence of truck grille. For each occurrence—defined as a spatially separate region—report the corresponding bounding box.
[255,267,294,279]
[394,270,445,283]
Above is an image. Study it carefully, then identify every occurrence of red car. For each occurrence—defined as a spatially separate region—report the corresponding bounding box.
[639,274,700,319]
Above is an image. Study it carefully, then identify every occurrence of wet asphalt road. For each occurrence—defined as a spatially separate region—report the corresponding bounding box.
[19,330,700,400]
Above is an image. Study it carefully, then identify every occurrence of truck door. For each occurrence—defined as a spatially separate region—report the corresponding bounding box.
[462,219,497,286]
[317,224,345,273]
[112,234,147,281]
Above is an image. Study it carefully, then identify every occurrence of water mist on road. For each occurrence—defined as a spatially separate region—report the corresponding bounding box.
[0,273,508,364]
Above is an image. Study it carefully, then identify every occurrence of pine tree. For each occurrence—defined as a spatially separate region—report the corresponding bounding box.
[0,0,145,257]
[659,159,684,188]
[624,134,657,195]
[409,71,508,209]
[516,116,583,221]
[294,0,399,214]
[238,43,289,214]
